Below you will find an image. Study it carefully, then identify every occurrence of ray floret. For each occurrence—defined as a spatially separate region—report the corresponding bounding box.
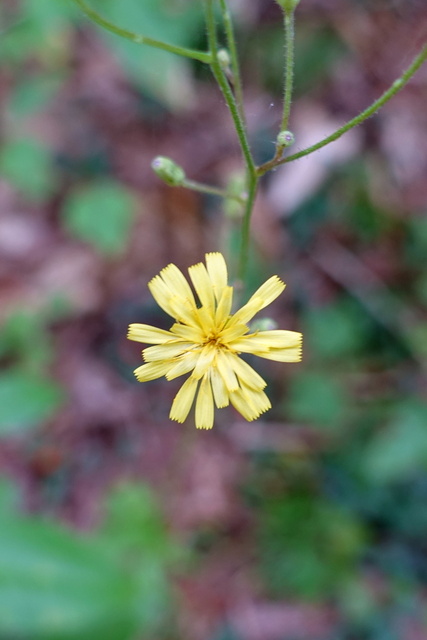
[128,253,302,429]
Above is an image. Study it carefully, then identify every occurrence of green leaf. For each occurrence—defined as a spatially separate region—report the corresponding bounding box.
[406,215,427,266]
[62,182,136,255]
[0,0,75,68]
[304,300,368,361]
[0,480,179,638]
[7,75,62,117]
[257,496,364,599]
[98,483,182,630]
[0,311,53,369]
[0,370,64,435]
[0,139,54,202]
[0,517,137,639]
[363,401,427,484]
[88,0,204,106]
[286,372,348,428]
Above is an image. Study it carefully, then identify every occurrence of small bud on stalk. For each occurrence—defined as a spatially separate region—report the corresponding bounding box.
[276,130,295,148]
[217,48,231,71]
[224,172,246,219]
[151,156,185,186]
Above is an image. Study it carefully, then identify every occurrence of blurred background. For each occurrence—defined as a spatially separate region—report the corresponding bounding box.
[1,0,427,638]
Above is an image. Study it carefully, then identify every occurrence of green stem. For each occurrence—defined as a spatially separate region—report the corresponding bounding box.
[71,0,212,64]
[238,175,258,284]
[280,9,295,133]
[183,179,245,204]
[204,0,257,284]
[258,42,427,175]
[218,0,246,124]
[204,0,255,175]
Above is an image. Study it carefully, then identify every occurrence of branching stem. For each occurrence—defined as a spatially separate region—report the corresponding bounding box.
[183,179,245,204]
[72,0,212,64]
[218,0,246,125]
[204,0,257,284]
[71,0,427,287]
[258,42,427,176]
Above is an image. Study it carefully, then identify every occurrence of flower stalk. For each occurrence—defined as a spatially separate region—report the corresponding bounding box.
[71,0,212,63]
[72,0,427,286]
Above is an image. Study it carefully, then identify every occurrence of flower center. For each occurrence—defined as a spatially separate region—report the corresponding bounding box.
[204,333,224,349]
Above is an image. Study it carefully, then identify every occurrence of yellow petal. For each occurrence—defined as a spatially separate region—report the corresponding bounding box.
[195,374,214,429]
[252,345,302,362]
[170,377,199,423]
[229,277,284,326]
[227,296,265,326]
[170,323,204,343]
[248,276,286,309]
[231,330,302,354]
[194,304,215,335]
[134,360,172,381]
[169,297,202,329]
[143,341,194,362]
[166,349,201,380]
[219,321,249,343]
[230,384,271,421]
[210,365,229,408]
[250,329,302,347]
[159,263,196,307]
[192,344,217,379]
[127,323,175,344]
[148,275,176,318]
[216,350,239,392]
[229,388,258,421]
[206,252,228,301]
[227,353,267,390]
[215,286,233,329]
[188,262,215,311]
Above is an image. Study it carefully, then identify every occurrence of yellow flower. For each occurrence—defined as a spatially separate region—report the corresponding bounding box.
[128,253,302,429]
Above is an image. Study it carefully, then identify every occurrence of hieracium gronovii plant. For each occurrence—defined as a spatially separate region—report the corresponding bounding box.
[72,0,427,428]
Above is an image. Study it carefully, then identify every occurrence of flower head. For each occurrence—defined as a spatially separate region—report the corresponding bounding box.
[128,253,302,429]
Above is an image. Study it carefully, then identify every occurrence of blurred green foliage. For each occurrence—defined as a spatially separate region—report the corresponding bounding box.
[89,0,205,105]
[0,480,181,639]
[0,139,55,203]
[0,309,67,435]
[0,370,64,435]
[257,491,365,599]
[62,181,136,255]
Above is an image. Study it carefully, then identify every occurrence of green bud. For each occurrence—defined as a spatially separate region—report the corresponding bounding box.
[276,130,295,148]
[275,0,300,12]
[217,48,231,71]
[224,172,246,219]
[151,156,185,186]
[250,318,278,332]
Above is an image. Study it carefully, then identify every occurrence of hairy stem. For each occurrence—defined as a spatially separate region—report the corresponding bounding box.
[204,0,257,284]
[183,179,245,204]
[219,0,246,125]
[204,0,255,174]
[258,42,427,175]
[238,176,258,284]
[280,9,296,133]
[72,0,212,64]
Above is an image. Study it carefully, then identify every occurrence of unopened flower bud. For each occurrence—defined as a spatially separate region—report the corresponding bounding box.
[151,156,185,187]
[217,48,231,71]
[277,130,295,148]
[224,172,246,219]
[250,318,278,332]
